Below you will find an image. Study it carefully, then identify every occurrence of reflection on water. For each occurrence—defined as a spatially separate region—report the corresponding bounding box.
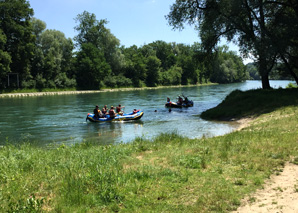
[0,80,294,146]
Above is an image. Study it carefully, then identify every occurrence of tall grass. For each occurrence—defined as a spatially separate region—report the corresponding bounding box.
[1,89,298,212]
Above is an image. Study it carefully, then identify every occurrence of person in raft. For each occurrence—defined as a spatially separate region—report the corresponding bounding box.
[116,104,125,115]
[102,105,109,115]
[93,105,100,119]
[178,96,183,105]
[109,106,117,119]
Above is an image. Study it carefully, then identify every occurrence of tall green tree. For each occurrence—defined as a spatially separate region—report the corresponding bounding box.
[148,41,174,70]
[0,0,35,87]
[75,43,111,89]
[166,0,288,89]
[160,65,182,85]
[39,30,74,88]
[191,42,209,84]
[74,11,124,74]
[123,45,146,87]
[0,29,11,88]
[146,56,161,86]
[210,46,246,83]
[30,18,46,81]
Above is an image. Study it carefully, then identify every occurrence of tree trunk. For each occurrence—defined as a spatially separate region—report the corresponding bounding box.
[259,57,271,89]
[258,1,271,90]
[261,74,271,89]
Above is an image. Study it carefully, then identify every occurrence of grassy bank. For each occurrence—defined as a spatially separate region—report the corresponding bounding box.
[201,88,298,120]
[1,89,298,212]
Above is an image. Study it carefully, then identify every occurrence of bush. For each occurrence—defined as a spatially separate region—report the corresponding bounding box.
[104,75,133,88]
[286,82,297,88]
[35,74,47,89]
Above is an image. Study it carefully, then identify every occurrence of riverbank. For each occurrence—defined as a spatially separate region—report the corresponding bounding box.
[201,87,298,121]
[0,83,214,98]
[1,88,297,212]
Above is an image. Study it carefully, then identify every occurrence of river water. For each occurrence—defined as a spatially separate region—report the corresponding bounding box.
[0,80,293,146]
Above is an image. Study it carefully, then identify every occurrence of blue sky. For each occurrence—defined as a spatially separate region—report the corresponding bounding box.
[28,0,251,62]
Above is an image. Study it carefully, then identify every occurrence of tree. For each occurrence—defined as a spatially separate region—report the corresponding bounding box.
[123,45,147,87]
[30,18,46,85]
[146,56,161,86]
[210,46,246,83]
[148,41,174,70]
[268,1,298,84]
[75,43,111,89]
[40,30,74,87]
[0,0,35,87]
[166,0,289,89]
[74,11,124,74]
[160,65,182,85]
[210,47,246,83]
[0,29,11,88]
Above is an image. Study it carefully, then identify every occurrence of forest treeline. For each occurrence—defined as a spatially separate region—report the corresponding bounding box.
[0,0,248,90]
[1,0,296,91]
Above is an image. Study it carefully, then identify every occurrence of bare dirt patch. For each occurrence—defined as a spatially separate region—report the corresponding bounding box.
[234,162,298,213]
[235,117,255,131]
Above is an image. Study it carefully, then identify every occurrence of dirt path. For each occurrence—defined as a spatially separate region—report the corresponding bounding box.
[234,118,298,212]
[234,162,298,213]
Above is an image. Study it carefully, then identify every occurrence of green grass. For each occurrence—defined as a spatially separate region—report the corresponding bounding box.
[201,88,298,120]
[1,89,298,212]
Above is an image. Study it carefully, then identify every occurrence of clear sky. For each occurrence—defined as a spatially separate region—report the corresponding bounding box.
[28,0,250,62]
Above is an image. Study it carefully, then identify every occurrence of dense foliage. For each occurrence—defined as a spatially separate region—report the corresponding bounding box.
[167,0,298,89]
[247,62,295,81]
[0,0,250,90]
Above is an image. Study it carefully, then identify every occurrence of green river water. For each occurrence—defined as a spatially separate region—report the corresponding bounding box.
[0,80,293,146]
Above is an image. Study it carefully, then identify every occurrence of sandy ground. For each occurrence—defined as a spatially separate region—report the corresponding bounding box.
[234,162,298,213]
[233,118,298,213]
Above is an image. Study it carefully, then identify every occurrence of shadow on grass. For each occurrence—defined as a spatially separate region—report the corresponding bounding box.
[201,88,298,121]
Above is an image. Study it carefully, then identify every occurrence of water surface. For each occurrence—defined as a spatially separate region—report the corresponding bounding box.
[0,80,293,146]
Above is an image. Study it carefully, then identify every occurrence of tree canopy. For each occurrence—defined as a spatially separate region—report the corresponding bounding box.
[166,0,298,89]
[5,1,293,91]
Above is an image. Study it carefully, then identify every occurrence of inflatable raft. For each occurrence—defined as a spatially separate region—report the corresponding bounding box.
[165,100,194,108]
[86,110,144,122]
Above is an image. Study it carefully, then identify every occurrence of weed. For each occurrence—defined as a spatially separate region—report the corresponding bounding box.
[248,196,256,203]
[294,184,298,193]
[8,195,44,213]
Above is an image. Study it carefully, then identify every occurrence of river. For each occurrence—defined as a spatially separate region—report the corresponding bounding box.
[0,80,293,146]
